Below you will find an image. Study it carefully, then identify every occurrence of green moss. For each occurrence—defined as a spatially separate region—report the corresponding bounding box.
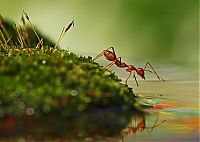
[0,16,142,139]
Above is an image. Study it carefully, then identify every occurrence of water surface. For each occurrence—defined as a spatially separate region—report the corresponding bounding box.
[119,65,199,142]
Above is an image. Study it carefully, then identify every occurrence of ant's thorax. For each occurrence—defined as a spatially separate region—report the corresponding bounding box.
[126,65,136,72]
[115,60,128,68]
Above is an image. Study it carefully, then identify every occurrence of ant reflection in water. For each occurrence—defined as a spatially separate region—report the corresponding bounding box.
[121,115,166,142]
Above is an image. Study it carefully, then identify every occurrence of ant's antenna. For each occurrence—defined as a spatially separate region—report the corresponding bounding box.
[144,62,165,81]
[133,72,139,86]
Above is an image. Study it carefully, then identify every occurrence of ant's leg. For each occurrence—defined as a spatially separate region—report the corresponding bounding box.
[146,118,158,132]
[92,47,117,62]
[103,60,116,70]
[151,119,166,131]
[125,71,132,84]
[121,136,124,142]
[125,71,139,86]
[103,46,115,53]
[147,117,166,132]
[106,47,118,57]
[130,116,137,134]
[102,47,115,54]
[144,62,165,81]
[92,52,104,61]
[109,47,115,53]
[133,72,139,86]
[92,47,114,61]
[103,57,121,70]
[107,47,118,59]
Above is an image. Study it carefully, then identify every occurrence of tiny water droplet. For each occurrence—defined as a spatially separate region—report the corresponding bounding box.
[26,108,34,115]
[42,60,46,64]
[71,89,78,96]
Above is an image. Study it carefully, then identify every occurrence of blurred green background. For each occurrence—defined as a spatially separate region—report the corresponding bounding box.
[0,0,199,68]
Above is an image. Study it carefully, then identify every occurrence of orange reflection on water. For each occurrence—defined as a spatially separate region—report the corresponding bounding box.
[172,116,199,133]
[148,101,177,110]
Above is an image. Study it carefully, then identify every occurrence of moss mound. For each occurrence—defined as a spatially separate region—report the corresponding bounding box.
[0,16,142,140]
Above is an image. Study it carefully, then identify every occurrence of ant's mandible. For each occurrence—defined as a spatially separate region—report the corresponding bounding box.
[92,47,165,86]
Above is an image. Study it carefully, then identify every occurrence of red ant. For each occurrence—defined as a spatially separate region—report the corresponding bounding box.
[121,115,166,142]
[92,47,165,86]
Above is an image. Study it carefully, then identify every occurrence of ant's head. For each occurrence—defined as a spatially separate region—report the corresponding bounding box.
[136,68,145,79]
[137,126,145,132]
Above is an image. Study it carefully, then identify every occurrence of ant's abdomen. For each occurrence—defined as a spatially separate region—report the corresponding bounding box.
[104,50,116,61]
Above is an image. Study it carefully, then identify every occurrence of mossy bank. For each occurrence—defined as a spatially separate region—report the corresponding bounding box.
[0,15,142,140]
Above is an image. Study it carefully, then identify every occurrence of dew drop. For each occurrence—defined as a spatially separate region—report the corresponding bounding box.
[42,60,46,64]
[71,89,78,96]
[26,108,34,115]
